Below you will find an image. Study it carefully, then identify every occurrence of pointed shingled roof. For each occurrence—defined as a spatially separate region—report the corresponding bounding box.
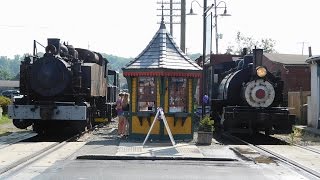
[123,22,202,78]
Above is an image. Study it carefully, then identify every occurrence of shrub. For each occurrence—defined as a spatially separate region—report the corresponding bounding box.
[0,114,11,125]
[0,96,11,107]
[0,96,11,114]
[198,115,214,132]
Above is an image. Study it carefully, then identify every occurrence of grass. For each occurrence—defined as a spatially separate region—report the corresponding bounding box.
[0,114,13,136]
[0,114,11,125]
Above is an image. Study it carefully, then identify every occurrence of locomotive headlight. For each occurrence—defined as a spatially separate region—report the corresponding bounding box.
[256,66,267,78]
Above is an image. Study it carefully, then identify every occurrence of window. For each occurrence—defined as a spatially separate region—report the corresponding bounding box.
[138,77,156,111]
[169,77,187,112]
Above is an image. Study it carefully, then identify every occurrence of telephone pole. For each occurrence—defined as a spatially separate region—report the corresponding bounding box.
[157,1,186,53]
[298,41,309,55]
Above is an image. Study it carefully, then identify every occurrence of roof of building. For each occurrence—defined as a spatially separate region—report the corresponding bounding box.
[306,56,320,64]
[123,22,201,74]
[264,53,309,65]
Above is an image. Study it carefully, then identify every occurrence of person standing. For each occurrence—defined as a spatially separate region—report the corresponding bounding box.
[116,93,125,137]
[202,93,209,116]
[203,93,209,106]
[122,93,130,137]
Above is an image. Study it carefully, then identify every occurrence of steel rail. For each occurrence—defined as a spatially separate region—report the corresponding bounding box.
[223,133,320,179]
[294,144,320,155]
[0,128,91,178]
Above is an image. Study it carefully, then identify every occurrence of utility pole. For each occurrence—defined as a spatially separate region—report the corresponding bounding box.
[157,1,186,53]
[214,0,218,54]
[157,1,181,36]
[298,41,309,55]
[202,0,207,118]
[170,0,173,35]
[180,0,186,52]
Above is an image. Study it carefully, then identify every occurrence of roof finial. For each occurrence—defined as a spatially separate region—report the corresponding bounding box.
[160,0,166,29]
[161,0,164,24]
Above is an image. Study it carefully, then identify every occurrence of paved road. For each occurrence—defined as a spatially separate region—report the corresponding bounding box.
[25,159,311,180]
[2,122,318,179]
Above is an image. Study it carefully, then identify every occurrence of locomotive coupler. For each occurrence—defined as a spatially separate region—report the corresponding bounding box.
[40,106,54,120]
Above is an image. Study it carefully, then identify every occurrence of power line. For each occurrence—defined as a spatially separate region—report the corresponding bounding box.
[0,25,48,29]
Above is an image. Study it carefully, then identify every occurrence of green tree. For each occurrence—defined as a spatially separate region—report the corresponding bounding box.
[11,73,20,80]
[0,55,23,80]
[0,69,11,80]
[101,53,133,72]
[227,32,277,55]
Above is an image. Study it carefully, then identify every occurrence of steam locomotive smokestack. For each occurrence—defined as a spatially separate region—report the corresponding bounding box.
[47,38,61,55]
[253,48,263,71]
[308,46,312,57]
[242,48,248,56]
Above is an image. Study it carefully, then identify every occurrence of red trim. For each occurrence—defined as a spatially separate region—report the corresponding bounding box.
[123,71,202,77]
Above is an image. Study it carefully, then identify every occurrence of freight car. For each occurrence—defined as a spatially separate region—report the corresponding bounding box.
[211,49,294,135]
[8,38,119,134]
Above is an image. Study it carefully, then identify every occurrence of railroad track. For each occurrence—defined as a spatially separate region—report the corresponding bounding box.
[0,131,37,150]
[294,144,320,155]
[223,133,320,179]
[0,128,91,179]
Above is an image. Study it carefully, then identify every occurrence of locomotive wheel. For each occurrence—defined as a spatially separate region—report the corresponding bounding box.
[213,114,222,135]
[32,122,45,135]
[86,109,93,130]
[86,120,92,131]
[107,114,112,123]
[13,119,33,129]
[74,121,87,133]
[32,122,55,135]
[265,129,271,136]
[74,109,93,133]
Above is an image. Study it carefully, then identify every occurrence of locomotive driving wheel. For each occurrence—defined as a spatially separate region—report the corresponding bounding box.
[86,108,93,130]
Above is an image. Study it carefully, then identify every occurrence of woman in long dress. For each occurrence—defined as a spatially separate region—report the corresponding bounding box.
[122,93,130,137]
[116,93,125,136]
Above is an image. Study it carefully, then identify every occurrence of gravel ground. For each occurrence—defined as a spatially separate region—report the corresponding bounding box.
[272,128,320,146]
[2,117,320,147]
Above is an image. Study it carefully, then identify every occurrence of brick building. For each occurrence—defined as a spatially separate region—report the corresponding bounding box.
[262,53,310,94]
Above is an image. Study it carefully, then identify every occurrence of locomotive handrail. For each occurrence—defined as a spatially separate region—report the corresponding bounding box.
[33,40,46,57]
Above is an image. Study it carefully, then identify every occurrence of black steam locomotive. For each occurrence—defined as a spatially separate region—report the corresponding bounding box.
[211,49,294,135]
[8,38,119,134]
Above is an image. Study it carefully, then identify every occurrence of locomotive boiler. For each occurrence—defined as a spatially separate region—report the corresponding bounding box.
[211,49,294,135]
[8,38,119,134]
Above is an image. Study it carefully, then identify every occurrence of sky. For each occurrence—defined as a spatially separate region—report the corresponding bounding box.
[0,0,319,58]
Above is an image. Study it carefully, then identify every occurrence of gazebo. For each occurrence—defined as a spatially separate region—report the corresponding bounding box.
[122,17,202,140]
